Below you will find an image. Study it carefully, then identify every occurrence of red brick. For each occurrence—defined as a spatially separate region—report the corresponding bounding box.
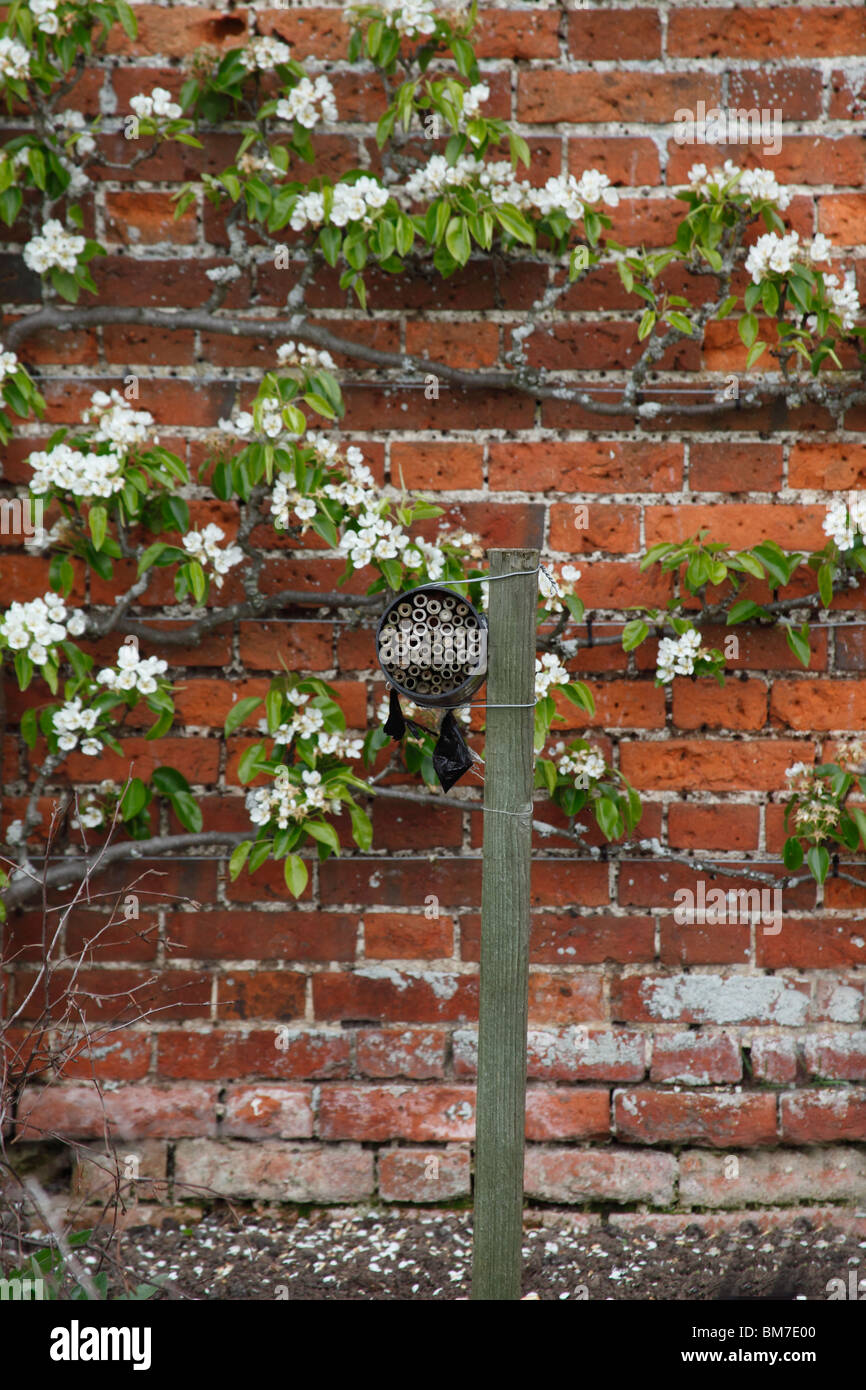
[313,968,477,1024]
[669,7,866,58]
[615,1088,777,1146]
[668,803,760,853]
[489,441,682,493]
[461,913,653,965]
[318,1083,475,1141]
[362,911,453,960]
[173,1137,374,1202]
[751,1036,799,1083]
[758,919,866,970]
[612,972,811,1026]
[17,1083,216,1139]
[390,441,484,491]
[217,970,306,1021]
[528,971,605,1025]
[518,72,722,124]
[781,1090,866,1143]
[680,1147,866,1207]
[689,442,783,493]
[378,1147,470,1202]
[789,441,866,489]
[223,1084,313,1139]
[548,503,640,554]
[525,1148,676,1205]
[568,7,661,59]
[620,739,805,792]
[804,1033,866,1081]
[356,1027,446,1079]
[651,1032,742,1085]
[525,1086,610,1141]
[167,910,356,962]
[156,1028,350,1081]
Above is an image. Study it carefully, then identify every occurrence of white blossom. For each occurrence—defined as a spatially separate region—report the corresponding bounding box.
[240,35,292,70]
[656,628,703,683]
[96,643,168,698]
[276,76,338,130]
[181,524,244,589]
[23,219,85,275]
[0,36,31,80]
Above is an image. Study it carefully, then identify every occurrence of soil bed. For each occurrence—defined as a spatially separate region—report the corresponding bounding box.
[15,1208,863,1301]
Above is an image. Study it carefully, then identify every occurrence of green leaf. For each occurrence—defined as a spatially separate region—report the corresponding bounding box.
[170,790,202,832]
[818,561,835,607]
[121,778,149,820]
[595,795,622,842]
[782,835,804,870]
[224,696,263,738]
[349,803,373,851]
[88,505,107,551]
[727,599,764,624]
[20,707,38,749]
[562,681,595,716]
[284,853,309,898]
[622,619,649,652]
[151,766,191,796]
[493,203,535,247]
[229,840,253,881]
[304,820,340,854]
[806,843,830,885]
[715,295,738,320]
[738,312,759,349]
[237,742,266,784]
[784,622,812,669]
[445,215,471,265]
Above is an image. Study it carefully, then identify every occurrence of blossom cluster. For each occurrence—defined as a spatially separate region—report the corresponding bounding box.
[130,88,183,121]
[240,35,292,70]
[823,494,866,551]
[554,742,606,783]
[96,642,168,697]
[404,156,618,217]
[71,781,120,831]
[246,768,340,829]
[0,35,30,80]
[276,75,338,129]
[220,396,287,441]
[56,109,97,158]
[23,219,86,274]
[28,442,126,500]
[0,344,18,384]
[181,524,244,589]
[31,0,62,34]
[534,652,570,699]
[289,176,389,232]
[276,341,337,371]
[0,592,86,665]
[52,697,104,756]
[656,628,704,683]
[539,563,581,616]
[363,0,438,38]
[83,390,155,448]
[687,160,791,210]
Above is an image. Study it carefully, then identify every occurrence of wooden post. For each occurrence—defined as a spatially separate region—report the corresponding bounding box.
[471,547,538,1301]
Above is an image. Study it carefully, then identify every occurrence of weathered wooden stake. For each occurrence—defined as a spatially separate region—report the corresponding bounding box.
[471,547,538,1301]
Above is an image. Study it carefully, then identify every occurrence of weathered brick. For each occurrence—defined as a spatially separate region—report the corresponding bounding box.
[378,1147,471,1203]
[173,1138,374,1202]
[680,1147,866,1207]
[615,1088,776,1146]
[525,1148,676,1206]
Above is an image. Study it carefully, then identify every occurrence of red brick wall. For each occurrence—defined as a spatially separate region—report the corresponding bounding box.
[3,2,866,1213]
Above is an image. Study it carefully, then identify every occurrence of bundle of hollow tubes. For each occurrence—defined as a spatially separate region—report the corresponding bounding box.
[377,590,484,699]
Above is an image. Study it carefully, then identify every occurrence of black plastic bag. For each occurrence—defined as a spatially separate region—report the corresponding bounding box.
[382,691,473,792]
[432,711,473,792]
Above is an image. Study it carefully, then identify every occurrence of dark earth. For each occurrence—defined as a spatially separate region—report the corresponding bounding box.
[6,1207,864,1301]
